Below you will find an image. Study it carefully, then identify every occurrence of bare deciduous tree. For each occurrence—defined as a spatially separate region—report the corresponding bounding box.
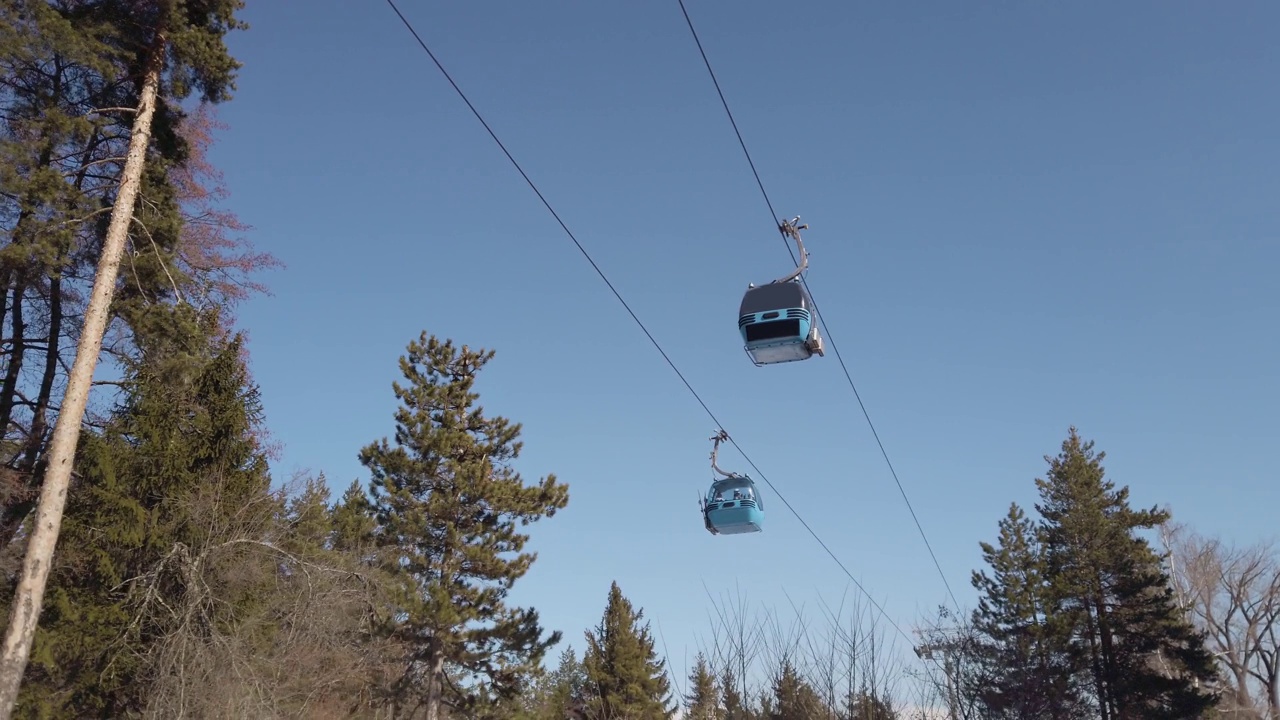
[117,478,402,719]
[698,584,912,718]
[907,606,995,720]
[699,580,767,714]
[1162,521,1280,719]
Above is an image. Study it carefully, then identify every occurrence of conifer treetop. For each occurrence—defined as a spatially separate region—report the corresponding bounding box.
[357,331,569,714]
[583,581,677,720]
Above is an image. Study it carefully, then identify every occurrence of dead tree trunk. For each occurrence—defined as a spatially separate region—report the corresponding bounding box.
[0,28,167,719]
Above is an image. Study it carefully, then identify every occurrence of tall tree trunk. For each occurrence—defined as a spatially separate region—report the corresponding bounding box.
[0,211,45,442]
[1093,592,1121,718]
[0,282,26,440]
[1265,652,1277,720]
[0,88,60,450]
[0,28,167,718]
[18,265,62,474]
[0,282,33,551]
[1,91,67,542]
[1082,602,1109,720]
[1,131,105,549]
[0,270,10,364]
[425,646,446,720]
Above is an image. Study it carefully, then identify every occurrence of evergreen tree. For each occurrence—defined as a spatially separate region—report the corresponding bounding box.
[0,0,258,535]
[358,332,569,719]
[969,502,1084,718]
[0,0,261,706]
[685,652,722,720]
[329,478,377,556]
[506,646,586,720]
[1034,428,1219,718]
[582,581,676,720]
[844,691,897,720]
[11,326,272,716]
[279,472,333,555]
[767,659,828,720]
[524,646,587,720]
[720,667,754,720]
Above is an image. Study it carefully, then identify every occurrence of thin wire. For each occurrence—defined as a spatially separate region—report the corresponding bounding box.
[675,0,961,613]
[381,0,925,654]
[656,618,684,701]
[676,0,781,234]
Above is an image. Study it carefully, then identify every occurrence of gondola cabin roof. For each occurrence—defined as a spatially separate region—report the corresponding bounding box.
[739,281,812,316]
[709,476,754,494]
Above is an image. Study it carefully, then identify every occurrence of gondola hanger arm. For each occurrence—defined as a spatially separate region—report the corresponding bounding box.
[771,215,810,285]
[709,429,737,479]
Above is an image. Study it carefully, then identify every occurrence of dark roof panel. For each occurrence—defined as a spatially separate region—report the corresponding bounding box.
[739,282,811,315]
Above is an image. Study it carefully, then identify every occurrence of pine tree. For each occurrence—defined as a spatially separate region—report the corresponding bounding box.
[1035,428,1220,718]
[582,581,676,720]
[686,652,722,720]
[358,332,569,720]
[969,502,1084,717]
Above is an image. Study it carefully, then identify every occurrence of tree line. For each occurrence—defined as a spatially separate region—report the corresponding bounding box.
[909,431,1278,720]
[2,2,1277,718]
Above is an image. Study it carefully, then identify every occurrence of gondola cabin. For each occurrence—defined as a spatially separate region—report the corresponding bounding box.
[738,281,824,366]
[703,476,764,535]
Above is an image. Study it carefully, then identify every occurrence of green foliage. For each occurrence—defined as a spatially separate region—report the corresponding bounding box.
[0,0,249,315]
[330,478,377,555]
[582,581,676,720]
[0,0,143,510]
[543,648,588,720]
[280,472,334,554]
[356,331,570,715]
[964,428,1221,718]
[719,667,754,720]
[685,652,722,720]
[763,659,828,720]
[516,647,588,720]
[843,691,897,720]
[968,502,1082,716]
[1034,428,1220,717]
[157,0,248,104]
[9,326,272,717]
[0,0,262,551]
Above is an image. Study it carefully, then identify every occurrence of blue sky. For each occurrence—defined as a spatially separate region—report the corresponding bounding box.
[207,0,1279,693]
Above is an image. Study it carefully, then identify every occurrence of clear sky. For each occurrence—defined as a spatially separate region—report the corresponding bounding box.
[206,0,1279,695]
